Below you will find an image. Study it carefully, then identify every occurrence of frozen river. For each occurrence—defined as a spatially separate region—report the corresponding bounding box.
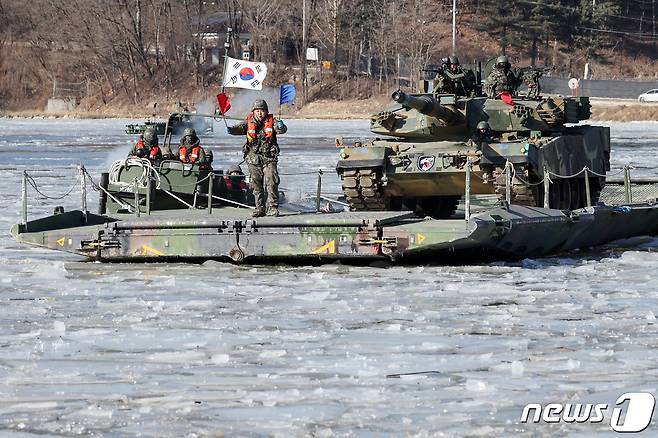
[1,118,658,435]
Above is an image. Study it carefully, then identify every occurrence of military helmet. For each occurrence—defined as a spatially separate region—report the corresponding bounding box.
[183,127,197,138]
[143,128,158,145]
[227,164,243,175]
[476,121,491,130]
[251,99,269,112]
[496,55,509,67]
[448,55,459,66]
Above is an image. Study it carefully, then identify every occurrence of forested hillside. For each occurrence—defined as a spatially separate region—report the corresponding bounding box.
[0,0,656,112]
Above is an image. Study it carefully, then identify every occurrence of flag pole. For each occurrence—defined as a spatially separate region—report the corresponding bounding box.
[220,27,232,128]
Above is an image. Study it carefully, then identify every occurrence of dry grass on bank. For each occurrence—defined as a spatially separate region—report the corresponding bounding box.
[2,96,657,122]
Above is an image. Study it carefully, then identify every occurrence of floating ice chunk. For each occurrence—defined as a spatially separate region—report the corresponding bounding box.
[295,291,330,301]
[147,351,206,363]
[313,428,334,438]
[385,323,401,332]
[53,320,66,334]
[259,349,287,359]
[511,361,524,376]
[645,311,656,320]
[11,401,58,410]
[211,353,230,364]
[465,380,487,391]
[83,405,113,419]
[567,359,581,370]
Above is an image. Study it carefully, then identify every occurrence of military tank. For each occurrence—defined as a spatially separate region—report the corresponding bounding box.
[336,68,610,218]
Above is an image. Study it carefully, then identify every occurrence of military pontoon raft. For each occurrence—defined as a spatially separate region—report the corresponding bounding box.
[11,162,658,265]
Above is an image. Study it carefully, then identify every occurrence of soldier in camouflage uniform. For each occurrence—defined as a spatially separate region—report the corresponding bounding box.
[433,55,477,97]
[177,128,208,165]
[484,55,520,97]
[129,128,162,162]
[469,121,495,151]
[227,99,287,217]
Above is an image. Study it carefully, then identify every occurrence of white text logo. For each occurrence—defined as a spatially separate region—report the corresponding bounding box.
[520,392,655,433]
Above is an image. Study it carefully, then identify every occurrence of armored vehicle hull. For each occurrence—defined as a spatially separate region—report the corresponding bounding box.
[11,200,658,265]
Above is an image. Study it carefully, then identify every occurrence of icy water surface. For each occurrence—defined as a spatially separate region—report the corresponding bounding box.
[1,119,658,436]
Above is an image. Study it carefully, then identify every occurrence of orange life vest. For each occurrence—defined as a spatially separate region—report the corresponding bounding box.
[179,144,202,163]
[135,139,160,160]
[246,114,274,142]
[223,175,248,190]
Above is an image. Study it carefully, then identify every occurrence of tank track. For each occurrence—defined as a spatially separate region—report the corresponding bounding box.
[340,168,387,211]
[492,166,538,207]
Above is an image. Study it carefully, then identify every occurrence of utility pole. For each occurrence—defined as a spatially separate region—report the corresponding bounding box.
[651,0,656,47]
[302,0,308,103]
[452,0,457,55]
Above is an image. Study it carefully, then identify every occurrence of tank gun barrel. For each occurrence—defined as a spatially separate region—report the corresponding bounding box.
[391,90,462,124]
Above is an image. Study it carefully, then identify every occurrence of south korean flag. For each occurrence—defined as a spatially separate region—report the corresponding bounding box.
[223,56,268,90]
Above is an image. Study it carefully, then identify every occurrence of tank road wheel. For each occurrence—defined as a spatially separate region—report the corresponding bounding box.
[340,168,387,211]
[493,166,538,207]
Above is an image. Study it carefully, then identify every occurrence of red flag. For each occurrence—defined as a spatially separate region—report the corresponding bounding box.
[216,92,231,115]
[499,91,515,106]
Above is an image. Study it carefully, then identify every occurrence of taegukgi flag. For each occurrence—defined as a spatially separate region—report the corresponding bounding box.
[223,56,268,90]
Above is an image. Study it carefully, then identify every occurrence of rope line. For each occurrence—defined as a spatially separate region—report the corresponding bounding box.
[83,168,133,212]
[25,173,80,200]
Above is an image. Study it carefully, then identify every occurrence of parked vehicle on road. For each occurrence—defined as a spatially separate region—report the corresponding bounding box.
[638,89,658,102]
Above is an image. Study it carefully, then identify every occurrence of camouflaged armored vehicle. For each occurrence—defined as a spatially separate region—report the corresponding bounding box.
[336,67,610,218]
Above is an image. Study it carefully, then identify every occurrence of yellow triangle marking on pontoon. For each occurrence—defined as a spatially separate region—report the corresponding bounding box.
[312,240,336,254]
[56,237,65,247]
[417,233,426,244]
[142,245,165,256]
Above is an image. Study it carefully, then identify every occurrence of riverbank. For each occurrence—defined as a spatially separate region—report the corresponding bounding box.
[1,96,657,122]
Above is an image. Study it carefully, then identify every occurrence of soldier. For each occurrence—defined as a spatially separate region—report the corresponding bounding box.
[177,127,207,165]
[433,55,476,97]
[469,121,495,151]
[485,55,520,97]
[517,67,544,99]
[227,164,244,176]
[129,128,162,162]
[227,99,287,217]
